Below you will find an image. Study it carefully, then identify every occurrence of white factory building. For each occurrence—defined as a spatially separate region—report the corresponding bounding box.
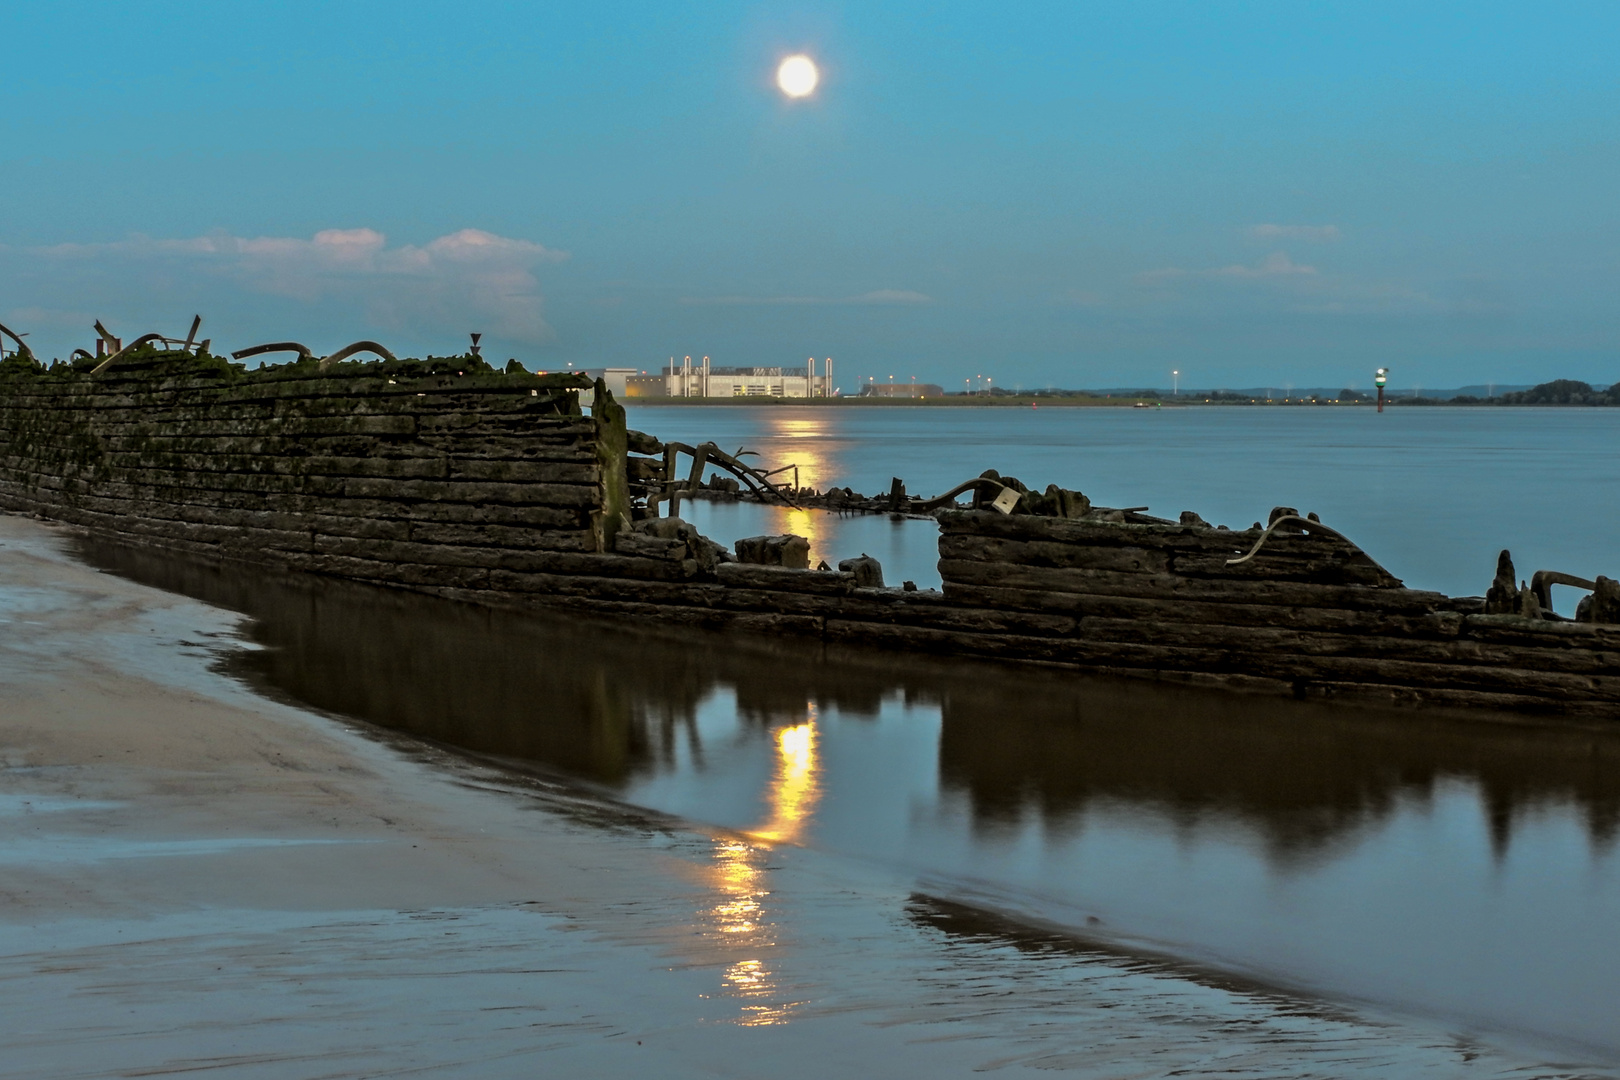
[625,357,835,398]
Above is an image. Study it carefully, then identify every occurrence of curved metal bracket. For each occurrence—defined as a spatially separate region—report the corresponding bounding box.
[319,341,398,368]
[1531,570,1597,614]
[912,477,1010,512]
[1225,515,1353,567]
[229,340,399,369]
[0,321,34,363]
[231,342,315,362]
[91,333,167,375]
[1222,514,1402,588]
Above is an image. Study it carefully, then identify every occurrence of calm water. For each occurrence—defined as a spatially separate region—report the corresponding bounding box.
[75,405,1620,1064]
[628,404,1620,606]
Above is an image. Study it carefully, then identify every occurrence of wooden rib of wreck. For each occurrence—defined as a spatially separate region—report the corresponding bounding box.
[1,342,1617,720]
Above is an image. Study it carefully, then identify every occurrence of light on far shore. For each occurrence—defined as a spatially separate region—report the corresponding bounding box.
[777,55,819,98]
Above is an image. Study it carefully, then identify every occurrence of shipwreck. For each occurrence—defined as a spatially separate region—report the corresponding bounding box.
[1,323,1617,720]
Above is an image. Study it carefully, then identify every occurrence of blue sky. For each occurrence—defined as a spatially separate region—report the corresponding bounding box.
[2,2,1615,390]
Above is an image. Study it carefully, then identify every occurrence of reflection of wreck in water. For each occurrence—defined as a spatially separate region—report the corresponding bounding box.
[2,332,1618,720]
[76,537,895,785]
[70,539,1620,864]
[936,677,1620,861]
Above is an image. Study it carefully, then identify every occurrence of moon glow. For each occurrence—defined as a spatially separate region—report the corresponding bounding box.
[776,55,819,98]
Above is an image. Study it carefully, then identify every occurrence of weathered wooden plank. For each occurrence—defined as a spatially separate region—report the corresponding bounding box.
[1,480,592,530]
[444,458,600,484]
[940,581,1468,635]
[1073,615,1619,677]
[14,470,598,509]
[305,536,706,579]
[937,521,1251,555]
[937,509,1253,547]
[33,506,316,555]
[938,533,1171,574]
[404,522,595,551]
[940,529,1393,582]
[938,560,1445,612]
[335,476,598,506]
[716,564,856,595]
[1171,551,1395,585]
[20,397,575,431]
[479,570,716,604]
[1462,615,1620,648]
[3,434,597,464]
[22,451,600,486]
[71,451,455,481]
[940,509,1401,587]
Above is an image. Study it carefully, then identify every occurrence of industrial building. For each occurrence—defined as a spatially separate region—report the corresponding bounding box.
[857,382,946,399]
[624,357,835,398]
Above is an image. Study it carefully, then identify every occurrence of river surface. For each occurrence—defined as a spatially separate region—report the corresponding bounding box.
[628,404,1620,609]
[78,405,1620,1070]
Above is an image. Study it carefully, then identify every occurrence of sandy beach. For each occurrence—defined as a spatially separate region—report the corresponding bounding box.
[2,511,1612,1079]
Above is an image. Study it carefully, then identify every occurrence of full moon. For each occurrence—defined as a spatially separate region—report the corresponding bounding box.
[776,55,819,98]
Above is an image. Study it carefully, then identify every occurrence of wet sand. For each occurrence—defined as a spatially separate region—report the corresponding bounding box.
[2,511,1613,1078]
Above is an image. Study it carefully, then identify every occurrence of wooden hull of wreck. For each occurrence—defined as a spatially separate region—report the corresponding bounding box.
[2,352,1616,721]
[932,512,1620,720]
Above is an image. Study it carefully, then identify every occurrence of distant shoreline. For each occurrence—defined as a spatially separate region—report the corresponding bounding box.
[627,395,1143,407]
[623,375,1617,408]
[624,395,1620,408]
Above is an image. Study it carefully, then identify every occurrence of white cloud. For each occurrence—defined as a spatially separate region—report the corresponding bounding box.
[1129,253,1451,317]
[679,289,932,306]
[21,228,568,343]
[1250,224,1341,242]
[1213,251,1318,278]
[0,304,96,328]
[850,289,932,304]
[1137,252,1317,283]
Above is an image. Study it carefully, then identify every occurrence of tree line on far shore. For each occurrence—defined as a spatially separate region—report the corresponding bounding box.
[981,378,1620,405]
[1227,380,1620,405]
[1399,379,1620,406]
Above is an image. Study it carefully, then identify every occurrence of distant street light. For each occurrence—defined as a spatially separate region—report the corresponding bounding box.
[1172,369,1179,396]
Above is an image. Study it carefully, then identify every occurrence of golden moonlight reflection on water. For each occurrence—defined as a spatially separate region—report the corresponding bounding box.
[701,706,824,1025]
[776,55,818,98]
